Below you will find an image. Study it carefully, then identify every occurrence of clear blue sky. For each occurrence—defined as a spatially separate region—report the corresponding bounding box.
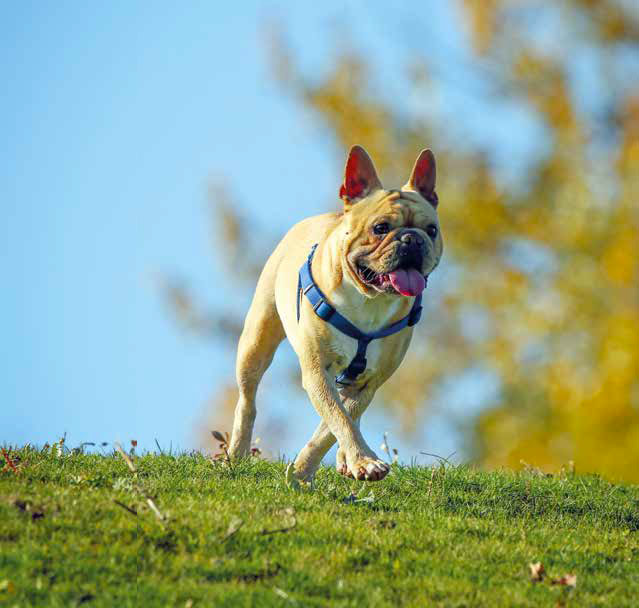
[2,2,514,459]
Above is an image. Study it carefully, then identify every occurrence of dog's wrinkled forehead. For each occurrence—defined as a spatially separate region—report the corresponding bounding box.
[345,189,438,231]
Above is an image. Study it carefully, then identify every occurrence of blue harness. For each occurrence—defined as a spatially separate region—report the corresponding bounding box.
[297,244,423,386]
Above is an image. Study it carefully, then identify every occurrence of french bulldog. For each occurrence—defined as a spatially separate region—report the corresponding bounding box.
[228,145,442,481]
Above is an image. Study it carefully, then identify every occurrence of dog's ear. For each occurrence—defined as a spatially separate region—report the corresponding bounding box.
[339,145,382,206]
[403,149,438,207]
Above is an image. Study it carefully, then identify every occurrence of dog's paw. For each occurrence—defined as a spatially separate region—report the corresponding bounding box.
[336,449,354,478]
[348,457,390,482]
[336,462,354,478]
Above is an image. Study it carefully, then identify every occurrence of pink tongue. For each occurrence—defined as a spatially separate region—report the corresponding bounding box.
[388,268,426,296]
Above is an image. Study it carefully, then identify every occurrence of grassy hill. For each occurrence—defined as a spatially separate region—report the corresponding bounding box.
[1,445,638,607]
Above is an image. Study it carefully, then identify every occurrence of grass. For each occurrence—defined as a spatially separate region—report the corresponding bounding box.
[1,444,638,607]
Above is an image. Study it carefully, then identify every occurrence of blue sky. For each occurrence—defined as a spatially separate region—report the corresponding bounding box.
[1,2,512,460]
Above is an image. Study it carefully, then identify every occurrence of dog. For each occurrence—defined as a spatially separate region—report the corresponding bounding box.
[228,145,442,482]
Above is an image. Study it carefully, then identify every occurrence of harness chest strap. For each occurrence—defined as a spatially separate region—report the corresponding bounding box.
[297,244,423,386]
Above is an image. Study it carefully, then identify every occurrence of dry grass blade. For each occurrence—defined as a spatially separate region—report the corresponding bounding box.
[273,587,298,605]
[222,516,244,541]
[113,499,138,516]
[420,451,454,467]
[427,467,436,499]
[114,442,166,523]
[114,443,137,473]
[145,498,166,522]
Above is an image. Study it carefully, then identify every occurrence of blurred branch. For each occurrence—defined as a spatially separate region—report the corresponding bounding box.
[157,276,242,341]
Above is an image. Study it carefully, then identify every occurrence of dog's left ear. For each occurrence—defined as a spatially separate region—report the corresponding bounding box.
[403,149,438,207]
[339,145,382,206]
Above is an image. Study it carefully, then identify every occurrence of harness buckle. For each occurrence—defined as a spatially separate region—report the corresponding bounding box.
[335,373,352,387]
[335,357,367,386]
[313,299,335,321]
[348,356,367,376]
[335,350,368,386]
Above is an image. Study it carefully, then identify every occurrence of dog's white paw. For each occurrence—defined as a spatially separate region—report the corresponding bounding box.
[348,456,390,482]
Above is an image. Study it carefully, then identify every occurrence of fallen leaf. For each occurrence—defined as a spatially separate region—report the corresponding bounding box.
[11,498,45,520]
[11,498,29,512]
[1,449,21,474]
[342,493,357,504]
[529,562,545,582]
[78,593,95,604]
[0,580,15,593]
[551,573,577,588]
[31,509,45,521]
[211,430,226,443]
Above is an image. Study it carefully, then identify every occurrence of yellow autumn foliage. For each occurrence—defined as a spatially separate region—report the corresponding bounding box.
[268,1,639,481]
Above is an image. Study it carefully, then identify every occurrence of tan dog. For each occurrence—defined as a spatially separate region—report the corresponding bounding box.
[228,145,442,482]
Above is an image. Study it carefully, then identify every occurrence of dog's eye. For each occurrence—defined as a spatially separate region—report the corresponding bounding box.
[426,224,438,239]
[373,222,391,235]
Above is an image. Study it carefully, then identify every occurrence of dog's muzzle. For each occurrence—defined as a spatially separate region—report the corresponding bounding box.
[396,230,425,270]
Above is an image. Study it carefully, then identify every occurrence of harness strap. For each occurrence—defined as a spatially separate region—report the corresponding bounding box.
[297,244,423,386]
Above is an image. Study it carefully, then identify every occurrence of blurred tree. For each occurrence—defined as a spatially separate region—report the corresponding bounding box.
[166,1,639,481]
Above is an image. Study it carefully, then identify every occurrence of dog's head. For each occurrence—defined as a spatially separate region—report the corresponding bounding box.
[338,145,443,297]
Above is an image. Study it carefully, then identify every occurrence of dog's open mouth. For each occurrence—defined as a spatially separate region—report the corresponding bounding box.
[356,263,427,297]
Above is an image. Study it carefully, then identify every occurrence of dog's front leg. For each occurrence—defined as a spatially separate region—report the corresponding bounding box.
[295,384,378,481]
[296,359,388,482]
[295,417,361,481]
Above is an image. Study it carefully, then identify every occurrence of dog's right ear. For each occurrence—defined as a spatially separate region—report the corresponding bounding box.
[403,149,437,207]
[339,145,382,206]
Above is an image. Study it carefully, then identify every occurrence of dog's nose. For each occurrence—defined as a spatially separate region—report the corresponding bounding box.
[399,231,424,246]
[397,230,425,267]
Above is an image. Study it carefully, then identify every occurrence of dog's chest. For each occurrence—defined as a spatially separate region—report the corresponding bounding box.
[325,327,386,384]
[319,294,408,385]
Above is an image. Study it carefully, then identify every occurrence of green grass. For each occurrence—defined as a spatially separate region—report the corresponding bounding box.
[1,445,638,607]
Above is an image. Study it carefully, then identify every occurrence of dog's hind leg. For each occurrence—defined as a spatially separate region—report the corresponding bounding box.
[292,420,336,481]
[228,289,285,459]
